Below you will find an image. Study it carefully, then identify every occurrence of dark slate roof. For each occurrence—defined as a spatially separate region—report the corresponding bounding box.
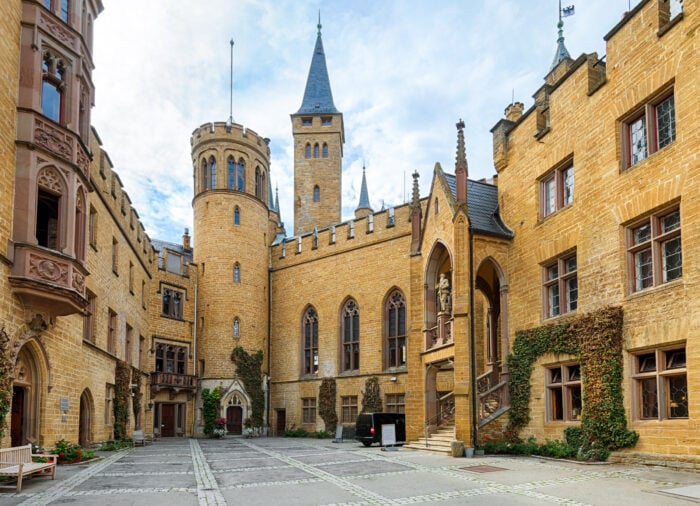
[550,21,571,69]
[296,33,339,115]
[444,174,513,239]
[152,238,193,262]
[356,169,371,211]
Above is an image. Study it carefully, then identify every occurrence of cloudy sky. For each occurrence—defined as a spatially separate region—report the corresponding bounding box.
[92,0,636,245]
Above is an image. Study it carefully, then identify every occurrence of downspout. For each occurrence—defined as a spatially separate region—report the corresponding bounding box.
[469,226,478,448]
[267,266,272,432]
[192,277,198,437]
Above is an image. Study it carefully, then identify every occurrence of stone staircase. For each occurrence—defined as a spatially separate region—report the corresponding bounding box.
[403,422,455,455]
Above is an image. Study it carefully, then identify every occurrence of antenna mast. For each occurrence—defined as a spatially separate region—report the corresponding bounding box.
[228,39,234,127]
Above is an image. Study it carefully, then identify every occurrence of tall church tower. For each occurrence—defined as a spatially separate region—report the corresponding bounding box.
[292,18,344,236]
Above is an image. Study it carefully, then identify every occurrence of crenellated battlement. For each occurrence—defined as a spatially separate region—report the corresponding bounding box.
[271,201,423,268]
[190,121,271,156]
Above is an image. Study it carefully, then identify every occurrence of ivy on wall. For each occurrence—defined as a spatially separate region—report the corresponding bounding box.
[0,328,11,440]
[230,346,265,427]
[318,377,337,432]
[131,366,142,425]
[506,306,638,460]
[201,387,221,436]
[113,360,131,440]
[361,376,382,414]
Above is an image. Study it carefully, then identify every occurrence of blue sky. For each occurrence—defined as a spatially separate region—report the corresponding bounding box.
[92,0,637,245]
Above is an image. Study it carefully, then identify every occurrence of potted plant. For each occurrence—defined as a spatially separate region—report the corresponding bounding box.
[213,418,227,438]
[244,417,253,437]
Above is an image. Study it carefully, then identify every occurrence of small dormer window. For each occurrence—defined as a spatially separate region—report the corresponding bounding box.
[166,252,181,274]
[321,117,332,126]
[302,117,312,126]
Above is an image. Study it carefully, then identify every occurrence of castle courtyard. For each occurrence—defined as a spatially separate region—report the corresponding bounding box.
[2,438,700,505]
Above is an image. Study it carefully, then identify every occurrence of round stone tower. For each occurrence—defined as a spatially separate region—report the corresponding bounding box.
[191,121,277,433]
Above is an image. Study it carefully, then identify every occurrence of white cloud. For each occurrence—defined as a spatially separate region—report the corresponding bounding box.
[93,0,633,244]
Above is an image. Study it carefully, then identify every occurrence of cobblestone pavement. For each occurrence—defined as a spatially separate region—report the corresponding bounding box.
[2,437,700,505]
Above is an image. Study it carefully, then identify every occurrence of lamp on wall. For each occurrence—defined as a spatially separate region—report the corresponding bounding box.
[146,401,154,411]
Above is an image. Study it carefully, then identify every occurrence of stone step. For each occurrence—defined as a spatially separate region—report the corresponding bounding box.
[403,443,452,455]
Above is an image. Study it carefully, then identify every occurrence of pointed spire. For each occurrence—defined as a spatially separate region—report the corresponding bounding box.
[268,176,275,210]
[455,119,468,176]
[410,171,421,209]
[275,186,280,214]
[296,14,339,114]
[355,165,373,218]
[551,1,572,70]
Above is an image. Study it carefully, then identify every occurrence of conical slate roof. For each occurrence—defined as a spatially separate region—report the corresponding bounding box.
[550,20,571,69]
[356,167,371,212]
[296,23,339,115]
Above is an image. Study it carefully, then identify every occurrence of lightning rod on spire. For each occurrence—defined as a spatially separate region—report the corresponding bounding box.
[227,39,234,129]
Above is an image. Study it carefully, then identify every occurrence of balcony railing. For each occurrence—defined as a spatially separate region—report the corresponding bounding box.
[150,372,197,395]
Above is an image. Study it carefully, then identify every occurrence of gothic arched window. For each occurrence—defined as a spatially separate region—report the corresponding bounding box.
[305,143,311,159]
[234,207,240,225]
[233,263,241,283]
[201,159,208,191]
[385,290,406,368]
[313,143,319,158]
[313,185,320,202]
[341,299,360,371]
[209,156,217,189]
[302,307,318,375]
[227,156,235,189]
[322,143,328,158]
[237,159,245,191]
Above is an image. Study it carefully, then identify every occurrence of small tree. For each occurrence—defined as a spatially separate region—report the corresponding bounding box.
[318,377,337,433]
[361,376,382,413]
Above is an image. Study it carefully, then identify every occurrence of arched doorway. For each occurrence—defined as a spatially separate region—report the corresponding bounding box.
[226,405,243,434]
[11,344,43,446]
[79,389,93,447]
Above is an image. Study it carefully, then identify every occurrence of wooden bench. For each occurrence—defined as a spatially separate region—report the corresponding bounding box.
[0,444,57,493]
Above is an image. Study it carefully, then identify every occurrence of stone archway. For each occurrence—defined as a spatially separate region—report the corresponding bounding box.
[79,389,93,447]
[11,344,44,446]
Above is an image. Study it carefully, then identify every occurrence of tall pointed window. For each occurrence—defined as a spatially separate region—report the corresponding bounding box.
[255,167,260,199]
[322,143,328,158]
[313,143,319,158]
[227,156,235,189]
[209,156,217,189]
[341,299,360,372]
[233,263,241,283]
[233,318,240,338]
[201,159,208,191]
[237,159,245,191]
[313,185,320,202]
[385,290,407,369]
[234,206,240,225]
[302,307,318,375]
[305,143,311,159]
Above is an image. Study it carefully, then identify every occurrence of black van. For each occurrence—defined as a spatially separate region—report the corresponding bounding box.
[355,413,406,447]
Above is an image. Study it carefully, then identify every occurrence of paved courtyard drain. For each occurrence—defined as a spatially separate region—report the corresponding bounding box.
[461,465,508,473]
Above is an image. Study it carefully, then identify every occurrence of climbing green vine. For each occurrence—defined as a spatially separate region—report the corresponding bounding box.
[0,328,12,440]
[201,386,221,436]
[506,306,638,460]
[230,346,265,427]
[361,376,382,413]
[318,377,337,432]
[113,360,131,440]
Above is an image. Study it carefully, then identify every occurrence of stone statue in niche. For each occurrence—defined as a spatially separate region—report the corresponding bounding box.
[436,273,451,313]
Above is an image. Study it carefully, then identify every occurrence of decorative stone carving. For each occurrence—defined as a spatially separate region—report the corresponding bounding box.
[76,147,90,177]
[35,120,73,160]
[72,271,85,293]
[37,166,63,193]
[29,254,69,285]
[40,12,75,47]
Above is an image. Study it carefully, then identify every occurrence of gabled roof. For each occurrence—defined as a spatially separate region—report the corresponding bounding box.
[152,238,194,262]
[296,28,339,115]
[444,174,513,239]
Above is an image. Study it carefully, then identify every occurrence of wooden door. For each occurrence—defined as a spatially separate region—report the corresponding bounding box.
[226,405,242,434]
[275,409,286,436]
[11,387,24,446]
[161,404,175,437]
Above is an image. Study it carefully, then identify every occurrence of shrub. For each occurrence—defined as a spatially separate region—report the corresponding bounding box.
[51,439,95,464]
[100,440,133,451]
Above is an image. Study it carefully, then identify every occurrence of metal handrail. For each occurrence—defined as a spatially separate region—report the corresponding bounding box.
[424,391,455,446]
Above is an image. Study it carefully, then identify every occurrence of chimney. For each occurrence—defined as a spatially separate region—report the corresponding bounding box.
[182,228,191,250]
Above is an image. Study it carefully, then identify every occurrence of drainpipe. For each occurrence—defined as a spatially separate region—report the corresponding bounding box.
[267,266,272,432]
[192,277,198,437]
[469,226,478,448]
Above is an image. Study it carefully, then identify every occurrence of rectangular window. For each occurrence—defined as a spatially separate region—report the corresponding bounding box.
[155,342,187,374]
[139,335,145,370]
[141,280,146,309]
[627,207,681,293]
[302,397,316,424]
[166,252,182,274]
[321,117,332,126]
[125,324,132,364]
[89,205,97,248]
[107,308,117,354]
[632,346,687,420]
[546,363,582,421]
[385,393,406,414]
[162,287,183,319]
[129,261,134,294]
[622,91,675,169]
[540,161,574,218]
[301,117,312,126]
[36,189,60,250]
[341,396,358,424]
[83,289,96,342]
[543,253,577,319]
[112,237,119,274]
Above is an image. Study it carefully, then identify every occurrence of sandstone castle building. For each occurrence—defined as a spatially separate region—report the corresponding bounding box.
[0,0,698,466]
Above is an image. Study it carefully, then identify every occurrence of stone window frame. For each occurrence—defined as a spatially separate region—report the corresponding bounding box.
[340,299,360,372]
[341,395,358,424]
[107,308,117,355]
[620,86,675,170]
[209,155,217,189]
[233,262,241,283]
[302,306,319,376]
[301,397,316,424]
[542,251,577,320]
[545,362,582,422]
[161,286,184,320]
[539,157,574,219]
[631,344,687,421]
[385,393,405,414]
[384,289,407,370]
[41,49,67,125]
[83,289,96,343]
[626,205,682,294]
[154,341,188,375]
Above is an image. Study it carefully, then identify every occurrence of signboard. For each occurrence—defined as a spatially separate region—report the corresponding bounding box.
[381,423,396,447]
[334,425,344,443]
[60,397,70,411]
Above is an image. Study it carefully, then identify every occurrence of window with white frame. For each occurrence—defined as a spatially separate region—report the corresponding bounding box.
[627,206,682,292]
[540,161,574,218]
[546,363,582,421]
[632,346,687,420]
[622,90,675,169]
[543,253,577,319]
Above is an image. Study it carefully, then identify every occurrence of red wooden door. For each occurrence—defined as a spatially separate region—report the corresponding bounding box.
[226,406,242,435]
[161,404,175,437]
[11,387,24,446]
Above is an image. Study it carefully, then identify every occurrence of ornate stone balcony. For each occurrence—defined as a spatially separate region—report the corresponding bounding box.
[150,372,197,398]
[9,243,88,322]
